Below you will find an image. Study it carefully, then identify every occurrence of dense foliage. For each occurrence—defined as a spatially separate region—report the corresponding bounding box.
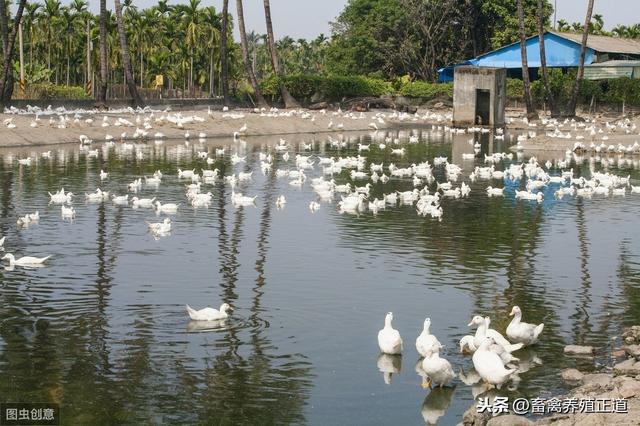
[325,0,553,81]
[7,0,640,104]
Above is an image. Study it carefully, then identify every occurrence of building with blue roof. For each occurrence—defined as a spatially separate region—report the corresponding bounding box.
[438,31,640,82]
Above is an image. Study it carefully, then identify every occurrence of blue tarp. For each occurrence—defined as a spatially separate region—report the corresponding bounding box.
[438,32,596,82]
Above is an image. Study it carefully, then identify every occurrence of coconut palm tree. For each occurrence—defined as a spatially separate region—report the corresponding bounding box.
[181,0,203,94]
[567,0,595,116]
[220,0,230,104]
[42,0,61,81]
[0,0,27,104]
[97,0,108,103]
[114,0,144,106]
[24,2,41,75]
[235,0,268,108]
[517,0,536,120]
[202,6,221,97]
[262,0,299,108]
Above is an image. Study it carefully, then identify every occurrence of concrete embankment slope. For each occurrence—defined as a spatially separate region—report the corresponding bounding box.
[0,108,450,148]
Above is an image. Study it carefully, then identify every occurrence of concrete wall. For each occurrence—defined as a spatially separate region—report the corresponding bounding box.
[453,67,506,127]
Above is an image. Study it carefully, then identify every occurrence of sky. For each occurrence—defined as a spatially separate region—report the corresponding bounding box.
[86,0,639,40]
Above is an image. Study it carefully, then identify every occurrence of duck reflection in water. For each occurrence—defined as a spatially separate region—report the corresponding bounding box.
[377,353,402,385]
[509,347,543,390]
[459,366,492,399]
[186,318,228,333]
[421,386,455,425]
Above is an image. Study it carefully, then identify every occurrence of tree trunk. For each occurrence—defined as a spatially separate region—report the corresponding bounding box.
[517,0,537,120]
[236,0,268,108]
[567,0,595,116]
[66,36,70,86]
[262,0,299,108]
[98,0,108,103]
[220,0,230,105]
[209,47,214,96]
[0,0,26,106]
[537,0,558,116]
[114,0,144,107]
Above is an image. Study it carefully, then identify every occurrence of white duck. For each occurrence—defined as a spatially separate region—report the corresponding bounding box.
[155,201,179,214]
[421,345,455,388]
[147,218,172,234]
[378,312,403,355]
[506,306,544,346]
[49,188,73,204]
[132,197,156,208]
[2,253,51,266]
[469,315,522,353]
[112,194,129,205]
[186,303,232,321]
[460,333,519,365]
[472,337,516,389]
[416,318,442,358]
[61,205,76,219]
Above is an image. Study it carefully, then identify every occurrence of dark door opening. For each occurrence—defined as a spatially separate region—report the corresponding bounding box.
[475,89,490,125]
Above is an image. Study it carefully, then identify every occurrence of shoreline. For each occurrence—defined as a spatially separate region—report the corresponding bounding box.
[0,108,451,149]
[463,326,640,426]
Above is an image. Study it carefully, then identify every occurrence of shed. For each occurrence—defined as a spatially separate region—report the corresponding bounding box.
[453,67,506,127]
[439,31,640,82]
[584,60,640,80]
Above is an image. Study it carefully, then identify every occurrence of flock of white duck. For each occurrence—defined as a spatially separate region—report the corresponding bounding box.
[378,306,544,391]
[1,106,639,344]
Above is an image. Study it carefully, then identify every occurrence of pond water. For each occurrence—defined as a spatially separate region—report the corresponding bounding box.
[0,127,639,425]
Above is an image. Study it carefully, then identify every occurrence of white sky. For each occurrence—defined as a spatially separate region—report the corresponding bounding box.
[81,0,639,40]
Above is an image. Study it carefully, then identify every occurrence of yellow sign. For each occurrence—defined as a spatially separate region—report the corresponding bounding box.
[155,75,164,89]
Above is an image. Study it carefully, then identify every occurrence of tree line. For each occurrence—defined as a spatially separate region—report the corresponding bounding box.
[0,0,636,115]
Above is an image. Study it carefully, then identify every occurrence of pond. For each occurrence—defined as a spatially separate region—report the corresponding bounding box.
[0,126,639,425]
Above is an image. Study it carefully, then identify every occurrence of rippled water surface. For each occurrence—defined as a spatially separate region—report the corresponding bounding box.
[1,127,640,425]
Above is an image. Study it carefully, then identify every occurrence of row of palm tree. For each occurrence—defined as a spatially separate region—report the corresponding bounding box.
[2,0,327,108]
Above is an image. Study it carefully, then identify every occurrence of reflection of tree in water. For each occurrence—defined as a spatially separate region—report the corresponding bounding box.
[0,148,313,425]
[569,198,593,345]
[616,239,640,326]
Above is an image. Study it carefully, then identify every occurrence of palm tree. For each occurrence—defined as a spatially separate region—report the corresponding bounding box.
[114,0,144,106]
[235,0,268,108]
[220,0,230,104]
[24,2,41,75]
[517,0,536,120]
[262,0,299,108]
[97,0,108,103]
[181,0,203,94]
[61,6,80,86]
[537,0,557,116]
[567,0,595,117]
[0,0,27,104]
[202,6,221,97]
[43,0,61,82]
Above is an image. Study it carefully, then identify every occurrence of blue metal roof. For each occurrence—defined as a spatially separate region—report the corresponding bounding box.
[438,32,597,82]
[469,32,595,68]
